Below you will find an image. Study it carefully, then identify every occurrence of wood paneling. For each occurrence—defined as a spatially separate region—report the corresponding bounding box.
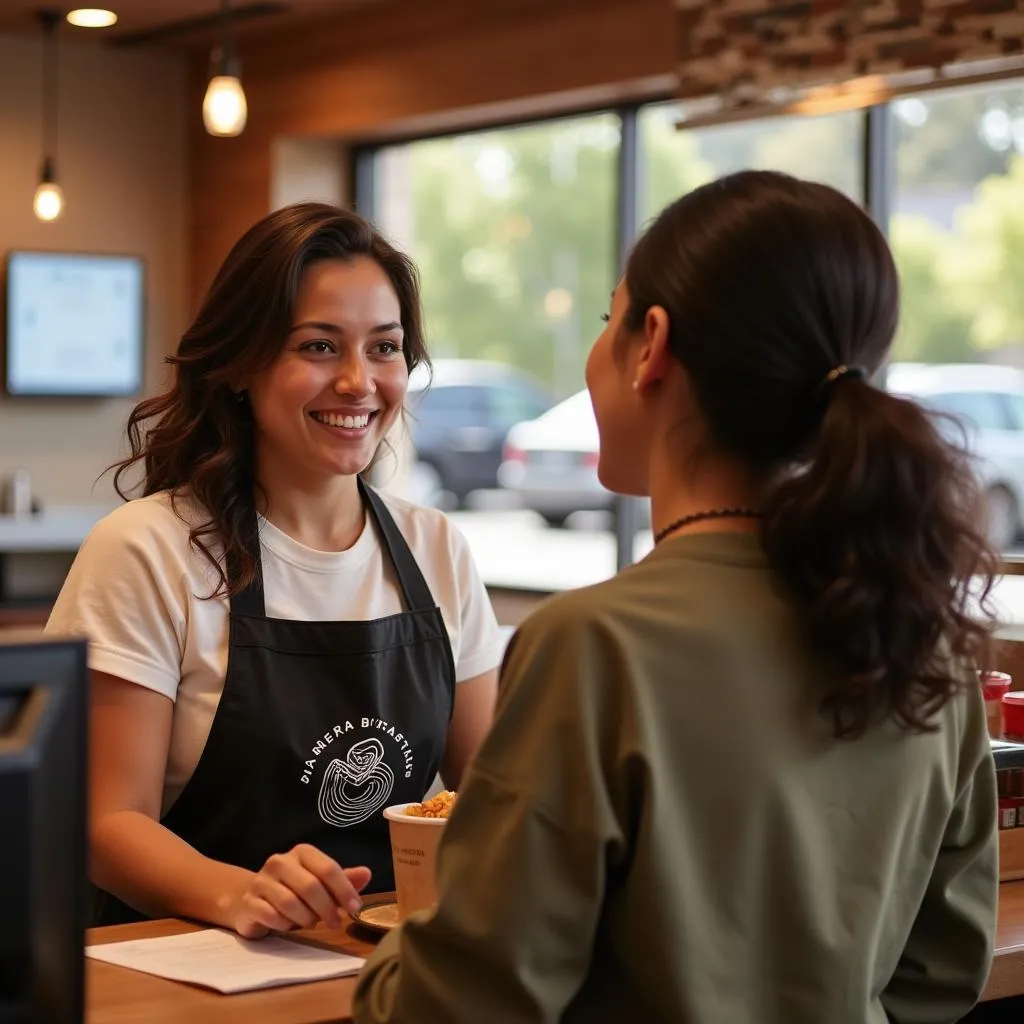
[187,0,675,309]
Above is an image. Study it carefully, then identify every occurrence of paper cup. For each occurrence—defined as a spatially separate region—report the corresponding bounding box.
[383,803,449,921]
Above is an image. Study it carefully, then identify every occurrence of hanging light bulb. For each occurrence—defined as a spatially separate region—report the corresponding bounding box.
[34,10,64,222]
[34,157,63,222]
[33,183,63,221]
[65,9,118,28]
[203,70,247,136]
[203,1,247,137]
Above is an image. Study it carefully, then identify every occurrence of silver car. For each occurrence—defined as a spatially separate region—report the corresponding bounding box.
[886,362,1024,551]
[501,365,1024,549]
[497,390,652,528]
[497,390,607,527]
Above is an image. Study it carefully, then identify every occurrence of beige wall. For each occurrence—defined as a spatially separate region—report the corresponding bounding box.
[270,137,350,211]
[0,34,188,506]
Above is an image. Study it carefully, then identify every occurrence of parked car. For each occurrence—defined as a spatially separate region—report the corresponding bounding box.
[405,359,553,508]
[501,364,1024,546]
[886,362,1024,550]
[497,389,650,527]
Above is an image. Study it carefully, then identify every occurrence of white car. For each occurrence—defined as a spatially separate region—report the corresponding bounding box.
[500,364,1024,549]
[886,362,1024,550]
[497,390,650,527]
[497,390,604,527]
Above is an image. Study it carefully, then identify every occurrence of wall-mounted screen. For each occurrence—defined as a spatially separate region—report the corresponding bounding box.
[4,250,144,397]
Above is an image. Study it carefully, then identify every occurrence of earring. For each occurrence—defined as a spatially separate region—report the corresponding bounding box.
[234,389,247,404]
[632,380,640,393]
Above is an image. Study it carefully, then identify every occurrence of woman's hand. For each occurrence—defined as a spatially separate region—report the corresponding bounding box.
[226,844,372,939]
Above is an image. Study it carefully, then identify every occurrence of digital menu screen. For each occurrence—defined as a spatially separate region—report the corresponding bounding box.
[4,250,144,397]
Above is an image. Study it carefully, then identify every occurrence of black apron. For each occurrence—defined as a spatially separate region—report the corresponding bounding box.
[93,480,456,925]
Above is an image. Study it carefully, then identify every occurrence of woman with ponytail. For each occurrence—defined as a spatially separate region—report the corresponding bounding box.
[355,171,999,1024]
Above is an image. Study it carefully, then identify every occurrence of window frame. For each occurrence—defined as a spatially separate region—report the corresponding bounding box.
[350,93,973,574]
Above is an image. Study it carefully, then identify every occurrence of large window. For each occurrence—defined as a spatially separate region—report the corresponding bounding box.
[375,115,618,399]
[890,81,1024,367]
[640,104,864,220]
[372,116,622,590]
[366,83,1024,590]
[887,81,1024,553]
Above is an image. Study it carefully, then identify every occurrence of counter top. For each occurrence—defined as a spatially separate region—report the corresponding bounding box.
[85,881,1024,1021]
[983,880,1024,1002]
[87,916,377,1024]
[0,504,115,553]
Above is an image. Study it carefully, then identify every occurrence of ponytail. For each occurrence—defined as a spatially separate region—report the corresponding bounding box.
[760,378,999,738]
[620,169,1000,738]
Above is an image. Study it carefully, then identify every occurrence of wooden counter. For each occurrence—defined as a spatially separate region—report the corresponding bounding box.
[86,917,379,1024]
[983,881,1024,1003]
[85,882,1024,1022]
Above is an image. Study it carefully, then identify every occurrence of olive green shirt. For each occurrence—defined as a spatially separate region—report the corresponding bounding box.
[354,533,997,1024]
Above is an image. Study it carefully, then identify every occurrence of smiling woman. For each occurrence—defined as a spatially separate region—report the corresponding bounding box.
[245,256,411,539]
[111,203,430,592]
[43,202,503,938]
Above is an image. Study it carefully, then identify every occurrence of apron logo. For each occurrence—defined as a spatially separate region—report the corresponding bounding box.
[318,737,394,828]
[300,718,414,828]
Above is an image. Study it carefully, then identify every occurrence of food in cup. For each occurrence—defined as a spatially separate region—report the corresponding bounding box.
[383,800,452,921]
[405,790,457,819]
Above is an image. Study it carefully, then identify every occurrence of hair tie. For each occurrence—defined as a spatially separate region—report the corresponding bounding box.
[817,364,867,401]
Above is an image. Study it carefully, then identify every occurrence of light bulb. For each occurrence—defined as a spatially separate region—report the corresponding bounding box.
[203,75,248,137]
[33,180,64,222]
[66,9,118,28]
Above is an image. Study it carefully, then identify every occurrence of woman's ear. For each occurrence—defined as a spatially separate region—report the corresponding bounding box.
[633,305,672,395]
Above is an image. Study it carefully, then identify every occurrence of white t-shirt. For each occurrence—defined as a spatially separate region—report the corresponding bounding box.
[46,490,504,813]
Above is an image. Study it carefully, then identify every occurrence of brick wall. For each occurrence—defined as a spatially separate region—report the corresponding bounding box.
[676,0,1024,100]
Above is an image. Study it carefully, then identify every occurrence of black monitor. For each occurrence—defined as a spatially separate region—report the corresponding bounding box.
[0,631,88,1024]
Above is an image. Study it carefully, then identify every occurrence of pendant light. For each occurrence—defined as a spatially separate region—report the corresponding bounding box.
[33,9,63,222]
[202,0,247,137]
[66,9,118,28]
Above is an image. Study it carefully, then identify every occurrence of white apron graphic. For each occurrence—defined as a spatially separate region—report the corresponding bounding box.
[318,737,396,827]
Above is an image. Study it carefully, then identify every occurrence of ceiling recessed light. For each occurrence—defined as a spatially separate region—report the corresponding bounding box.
[66,9,118,29]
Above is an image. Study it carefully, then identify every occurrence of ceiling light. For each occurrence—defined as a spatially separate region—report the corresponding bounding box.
[203,0,247,137]
[34,175,64,223]
[203,74,247,137]
[34,11,64,223]
[66,9,118,29]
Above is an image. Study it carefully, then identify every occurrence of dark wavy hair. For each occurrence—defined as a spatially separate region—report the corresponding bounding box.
[110,201,429,596]
[624,170,998,738]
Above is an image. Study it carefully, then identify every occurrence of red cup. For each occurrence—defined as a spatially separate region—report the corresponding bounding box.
[982,672,1013,738]
[983,671,1013,702]
[1002,692,1024,741]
